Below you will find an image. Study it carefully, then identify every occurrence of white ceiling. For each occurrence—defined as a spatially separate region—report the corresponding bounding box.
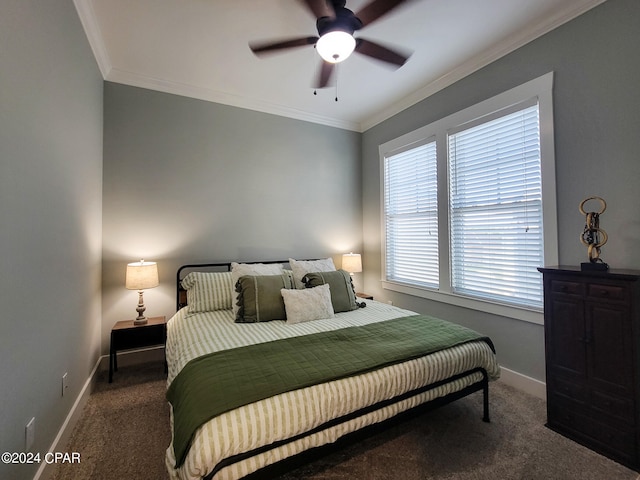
[74,0,605,132]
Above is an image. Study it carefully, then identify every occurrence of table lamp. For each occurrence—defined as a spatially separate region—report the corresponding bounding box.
[125,260,159,325]
[342,252,362,276]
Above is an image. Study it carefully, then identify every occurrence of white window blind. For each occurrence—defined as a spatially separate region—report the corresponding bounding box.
[448,103,543,308]
[384,141,438,288]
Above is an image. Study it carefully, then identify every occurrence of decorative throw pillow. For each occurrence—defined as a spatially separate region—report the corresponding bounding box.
[235,272,295,323]
[231,262,284,317]
[281,284,335,325]
[302,269,358,313]
[181,271,233,313]
[289,257,336,289]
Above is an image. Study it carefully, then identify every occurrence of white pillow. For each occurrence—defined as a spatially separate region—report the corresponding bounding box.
[281,284,335,324]
[289,257,336,289]
[231,262,284,316]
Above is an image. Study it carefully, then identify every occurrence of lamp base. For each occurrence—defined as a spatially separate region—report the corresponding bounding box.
[134,290,147,325]
[134,317,147,325]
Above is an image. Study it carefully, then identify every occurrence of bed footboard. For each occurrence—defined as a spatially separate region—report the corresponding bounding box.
[204,367,490,480]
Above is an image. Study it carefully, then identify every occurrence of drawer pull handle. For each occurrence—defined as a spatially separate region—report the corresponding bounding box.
[600,290,609,296]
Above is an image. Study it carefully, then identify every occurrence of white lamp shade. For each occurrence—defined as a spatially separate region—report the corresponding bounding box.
[316,31,356,63]
[125,261,159,290]
[342,253,362,273]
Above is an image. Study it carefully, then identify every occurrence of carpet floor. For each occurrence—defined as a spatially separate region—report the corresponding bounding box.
[53,362,639,480]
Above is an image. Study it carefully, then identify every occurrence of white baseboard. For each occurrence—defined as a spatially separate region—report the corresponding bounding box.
[33,355,103,480]
[32,347,165,480]
[498,366,546,400]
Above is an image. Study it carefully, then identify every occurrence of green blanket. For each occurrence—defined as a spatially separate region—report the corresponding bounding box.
[167,314,493,468]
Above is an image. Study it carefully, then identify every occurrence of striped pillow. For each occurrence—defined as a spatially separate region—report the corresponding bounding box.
[181,272,233,313]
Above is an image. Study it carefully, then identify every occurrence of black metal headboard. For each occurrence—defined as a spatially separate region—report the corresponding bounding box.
[176,259,300,311]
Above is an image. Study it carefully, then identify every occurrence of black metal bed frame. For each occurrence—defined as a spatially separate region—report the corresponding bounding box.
[173,261,492,480]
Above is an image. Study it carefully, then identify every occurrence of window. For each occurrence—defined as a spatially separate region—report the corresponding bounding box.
[380,73,557,323]
[384,140,438,288]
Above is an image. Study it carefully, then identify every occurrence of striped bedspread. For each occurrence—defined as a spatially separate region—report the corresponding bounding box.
[165,301,501,480]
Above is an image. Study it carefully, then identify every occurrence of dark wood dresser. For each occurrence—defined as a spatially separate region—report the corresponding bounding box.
[538,266,640,471]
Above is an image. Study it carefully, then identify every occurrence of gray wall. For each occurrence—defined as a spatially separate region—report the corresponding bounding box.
[101,83,362,352]
[0,1,103,479]
[362,0,640,381]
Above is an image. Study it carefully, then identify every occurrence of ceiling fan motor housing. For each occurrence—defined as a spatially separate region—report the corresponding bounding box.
[316,6,363,37]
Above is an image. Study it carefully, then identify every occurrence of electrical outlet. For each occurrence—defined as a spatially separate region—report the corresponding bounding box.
[62,372,68,397]
[25,417,35,451]
[387,300,393,305]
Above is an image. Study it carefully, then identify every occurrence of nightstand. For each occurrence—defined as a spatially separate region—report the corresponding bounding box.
[356,293,373,300]
[109,316,167,382]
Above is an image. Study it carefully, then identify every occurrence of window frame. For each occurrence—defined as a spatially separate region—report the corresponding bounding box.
[379,73,558,325]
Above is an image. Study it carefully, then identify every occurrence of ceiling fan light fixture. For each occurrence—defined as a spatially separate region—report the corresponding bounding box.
[316,30,356,63]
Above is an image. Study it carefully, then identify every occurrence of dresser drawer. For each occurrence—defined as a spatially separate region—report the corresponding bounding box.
[587,283,628,302]
[591,390,635,424]
[547,403,591,437]
[589,417,637,463]
[548,376,588,404]
[549,403,637,467]
[551,280,584,296]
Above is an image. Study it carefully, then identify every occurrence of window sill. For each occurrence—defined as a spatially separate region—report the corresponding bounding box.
[381,280,543,325]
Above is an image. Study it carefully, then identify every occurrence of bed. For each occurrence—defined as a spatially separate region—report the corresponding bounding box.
[165,259,501,480]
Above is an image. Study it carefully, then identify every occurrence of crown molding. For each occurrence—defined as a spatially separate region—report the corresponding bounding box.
[359,0,609,131]
[106,68,361,131]
[73,0,111,78]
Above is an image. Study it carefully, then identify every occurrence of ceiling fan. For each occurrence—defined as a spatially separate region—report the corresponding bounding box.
[249,0,412,89]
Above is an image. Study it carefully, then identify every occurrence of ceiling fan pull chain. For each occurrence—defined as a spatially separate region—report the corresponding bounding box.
[335,63,339,102]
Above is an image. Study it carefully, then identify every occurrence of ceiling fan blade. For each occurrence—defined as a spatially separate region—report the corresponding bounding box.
[298,0,336,19]
[355,0,409,27]
[314,61,335,89]
[355,38,410,67]
[250,36,319,55]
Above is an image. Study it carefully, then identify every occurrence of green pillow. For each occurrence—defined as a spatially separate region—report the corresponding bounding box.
[302,269,358,313]
[235,272,295,323]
